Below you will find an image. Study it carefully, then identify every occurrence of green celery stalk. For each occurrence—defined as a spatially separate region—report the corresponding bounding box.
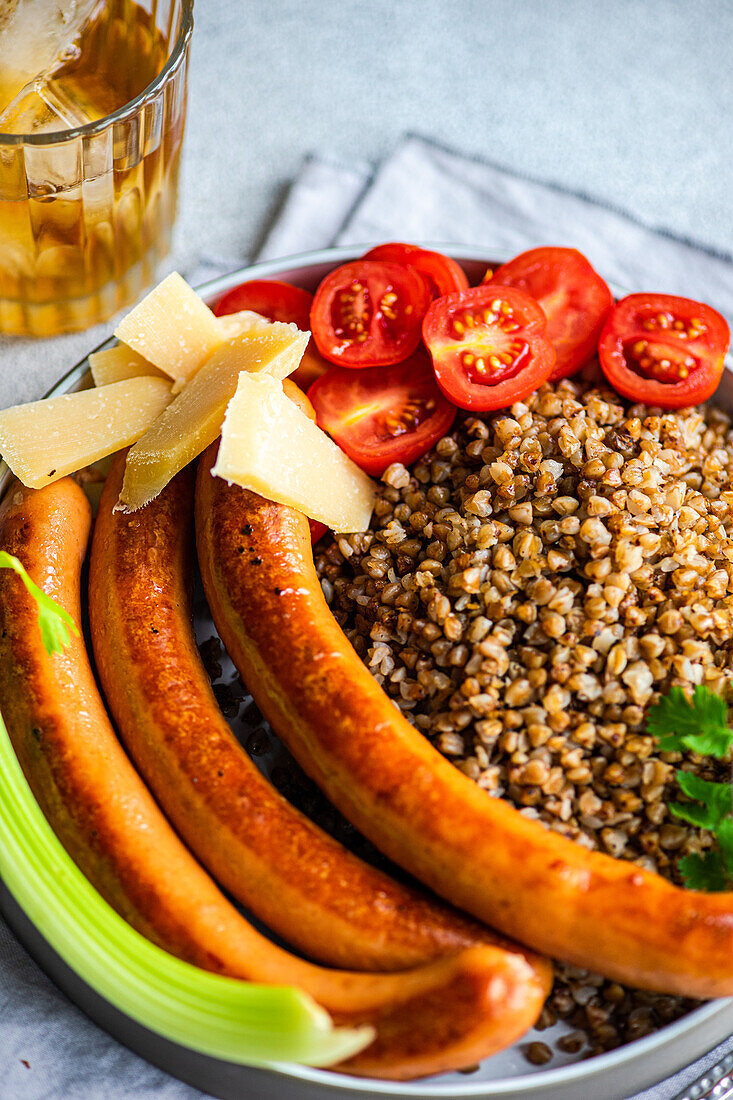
[0,708,372,1066]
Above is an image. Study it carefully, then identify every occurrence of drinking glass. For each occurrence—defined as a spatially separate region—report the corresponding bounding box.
[0,0,194,336]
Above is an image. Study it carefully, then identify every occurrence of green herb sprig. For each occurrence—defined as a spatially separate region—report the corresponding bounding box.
[646,685,733,892]
[647,685,733,758]
[0,551,78,655]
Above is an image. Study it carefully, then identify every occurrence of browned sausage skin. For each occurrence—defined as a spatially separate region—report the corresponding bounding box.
[196,443,733,999]
[90,450,520,971]
[0,475,551,1080]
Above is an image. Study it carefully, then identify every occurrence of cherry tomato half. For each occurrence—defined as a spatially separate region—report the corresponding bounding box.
[363,242,469,299]
[598,294,730,410]
[213,279,313,330]
[422,286,555,412]
[310,260,431,368]
[309,519,329,543]
[308,353,456,476]
[485,247,613,382]
[214,278,329,391]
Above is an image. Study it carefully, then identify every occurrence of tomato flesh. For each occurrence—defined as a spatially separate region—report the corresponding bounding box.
[309,519,329,543]
[625,337,697,384]
[363,242,469,298]
[310,260,430,368]
[422,286,555,412]
[308,353,456,476]
[213,279,313,330]
[485,247,613,381]
[598,294,730,409]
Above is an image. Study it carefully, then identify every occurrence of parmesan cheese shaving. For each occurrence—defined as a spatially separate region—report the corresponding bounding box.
[216,309,273,340]
[89,344,165,387]
[114,273,223,386]
[117,326,309,513]
[0,377,173,489]
[212,372,375,534]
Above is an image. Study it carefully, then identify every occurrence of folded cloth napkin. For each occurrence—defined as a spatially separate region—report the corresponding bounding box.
[258,134,733,318]
[1,133,732,1100]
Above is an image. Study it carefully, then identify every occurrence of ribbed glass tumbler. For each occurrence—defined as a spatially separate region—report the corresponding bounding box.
[0,0,193,336]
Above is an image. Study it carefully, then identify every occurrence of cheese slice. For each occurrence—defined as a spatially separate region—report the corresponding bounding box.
[0,377,173,489]
[216,309,273,340]
[117,326,309,513]
[212,372,375,534]
[114,273,223,386]
[89,343,165,386]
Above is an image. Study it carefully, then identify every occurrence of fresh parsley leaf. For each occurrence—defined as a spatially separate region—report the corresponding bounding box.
[649,685,733,891]
[646,685,733,759]
[671,771,733,830]
[669,769,733,890]
[715,816,733,875]
[670,799,720,830]
[678,850,729,893]
[0,551,78,656]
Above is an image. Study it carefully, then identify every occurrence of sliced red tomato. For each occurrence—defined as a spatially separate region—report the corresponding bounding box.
[363,242,469,299]
[213,279,313,330]
[422,286,555,412]
[308,353,456,476]
[310,260,430,368]
[598,294,730,409]
[485,247,613,381]
[309,519,329,543]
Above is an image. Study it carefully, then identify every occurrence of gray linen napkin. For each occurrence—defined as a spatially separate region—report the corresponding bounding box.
[259,134,733,320]
[1,133,732,1099]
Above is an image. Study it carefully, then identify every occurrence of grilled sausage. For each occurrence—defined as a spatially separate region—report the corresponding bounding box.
[0,475,550,1080]
[90,450,526,971]
[195,446,733,999]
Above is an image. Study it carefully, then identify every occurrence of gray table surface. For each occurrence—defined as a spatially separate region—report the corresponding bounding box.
[179,0,733,275]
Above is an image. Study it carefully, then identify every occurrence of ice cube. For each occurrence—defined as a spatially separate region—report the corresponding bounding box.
[0,0,101,115]
[0,75,100,195]
[0,76,92,136]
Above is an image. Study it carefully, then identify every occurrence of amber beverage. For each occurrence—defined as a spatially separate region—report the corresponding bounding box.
[0,0,193,336]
